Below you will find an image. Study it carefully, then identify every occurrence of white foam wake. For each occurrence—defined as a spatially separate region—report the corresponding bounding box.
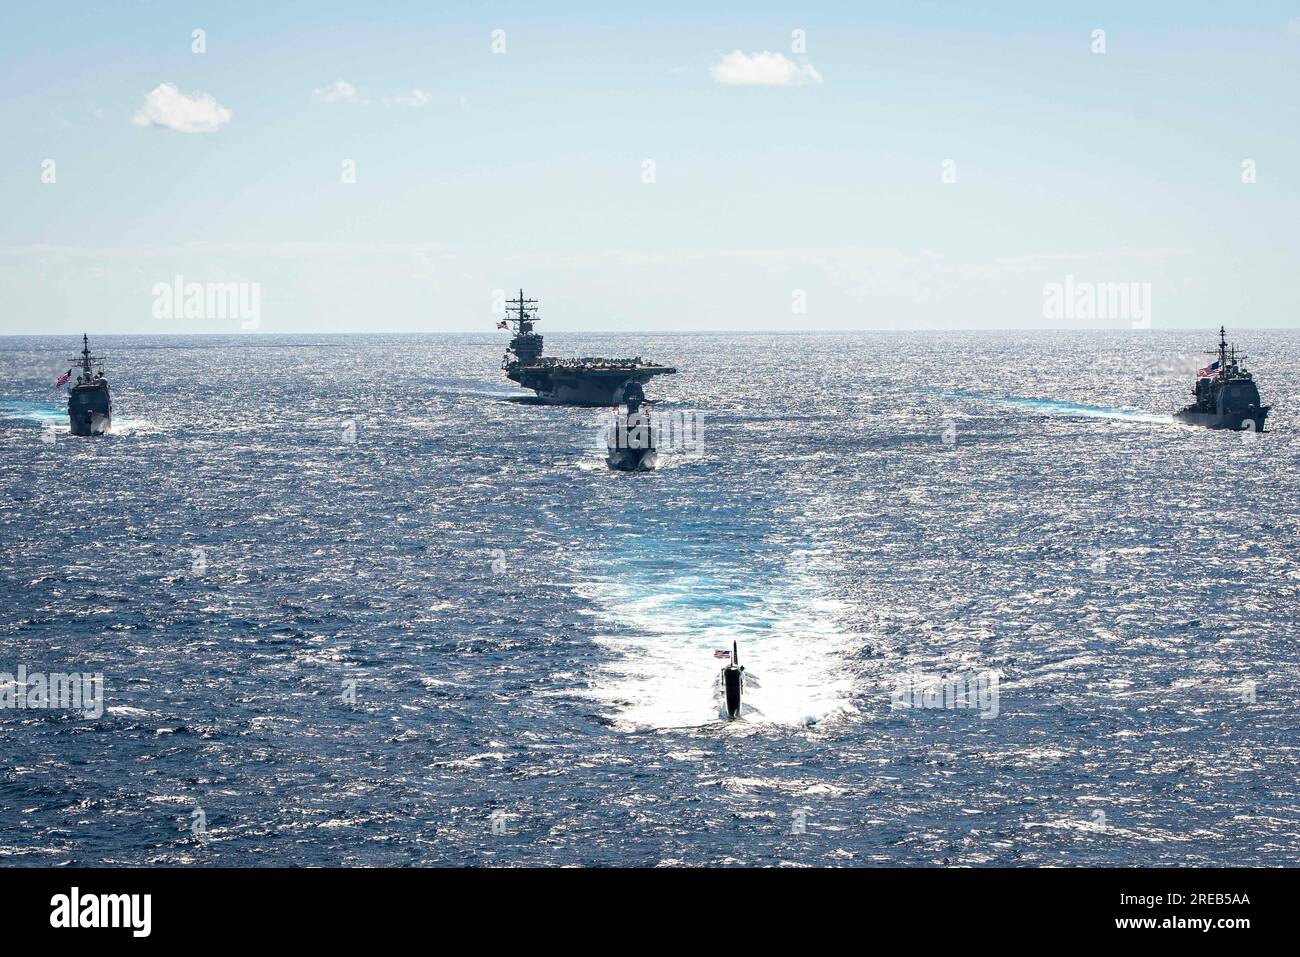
[942,392,1172,424]
[580,556,860,730]
[0,401,157,435]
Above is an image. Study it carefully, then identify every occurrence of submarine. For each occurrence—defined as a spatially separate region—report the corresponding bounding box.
[605,381,657,472]
[1173,326,1270,431]
[64,334,112,436]
[720,641,744,720]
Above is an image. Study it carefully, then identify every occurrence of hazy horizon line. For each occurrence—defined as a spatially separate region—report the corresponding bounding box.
[2,325,1293,339]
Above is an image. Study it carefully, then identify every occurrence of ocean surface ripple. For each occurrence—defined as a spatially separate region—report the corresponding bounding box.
[2,330,1297,866]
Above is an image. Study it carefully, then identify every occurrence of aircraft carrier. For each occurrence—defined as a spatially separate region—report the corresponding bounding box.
[497,290,675,405]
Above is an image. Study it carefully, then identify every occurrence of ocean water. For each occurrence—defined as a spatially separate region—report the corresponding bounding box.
[1,330,1297,866]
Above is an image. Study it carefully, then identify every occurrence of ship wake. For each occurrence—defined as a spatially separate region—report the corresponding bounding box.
[578,551,860,730]
[943,391,1172,424]
[0,400,155,435]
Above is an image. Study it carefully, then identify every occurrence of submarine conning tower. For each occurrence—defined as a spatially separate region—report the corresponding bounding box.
[723,640,743,720]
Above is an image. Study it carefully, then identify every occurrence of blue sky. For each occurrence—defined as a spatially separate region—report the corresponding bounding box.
[2,1,1299,333]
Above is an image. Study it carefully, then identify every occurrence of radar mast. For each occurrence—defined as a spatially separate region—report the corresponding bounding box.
[504,289,539,333]
[68,333,106,380]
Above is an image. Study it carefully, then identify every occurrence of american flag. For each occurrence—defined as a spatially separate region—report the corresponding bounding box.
[713,649,731,659]
[1198,360,1221,378]
[54,369,71,387]
[496,321,508,330]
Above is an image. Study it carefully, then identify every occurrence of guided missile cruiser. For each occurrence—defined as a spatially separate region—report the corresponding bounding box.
[1173,326,1270,431]
[64,334,112,436]
[605,381,658,472]
[497,290,676,405]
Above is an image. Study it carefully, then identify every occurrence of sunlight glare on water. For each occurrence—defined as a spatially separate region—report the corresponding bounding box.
[2,330,1297,865]
[581,555,862,729]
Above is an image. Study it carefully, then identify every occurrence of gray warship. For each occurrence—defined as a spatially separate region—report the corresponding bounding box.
[1173,326,1269,431]
[65,334,112,436]
[498,290,675,405]
[605,381,657,472]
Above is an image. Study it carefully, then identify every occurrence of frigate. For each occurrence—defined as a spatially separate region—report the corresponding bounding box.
[65,334,112,436]
[1173,327,1269,431]
[498,290,675,405]
[605,381,658,472]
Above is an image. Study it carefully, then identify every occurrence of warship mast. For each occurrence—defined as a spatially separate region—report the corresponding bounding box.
[69,333,105,381]
[506,289,538,332]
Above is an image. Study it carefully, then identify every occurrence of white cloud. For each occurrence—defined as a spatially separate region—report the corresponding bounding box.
[386,89,432,108]
[710,50,822,86]
[313,80,359,103]
[131,83,232,132]
[314,81,431,108]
